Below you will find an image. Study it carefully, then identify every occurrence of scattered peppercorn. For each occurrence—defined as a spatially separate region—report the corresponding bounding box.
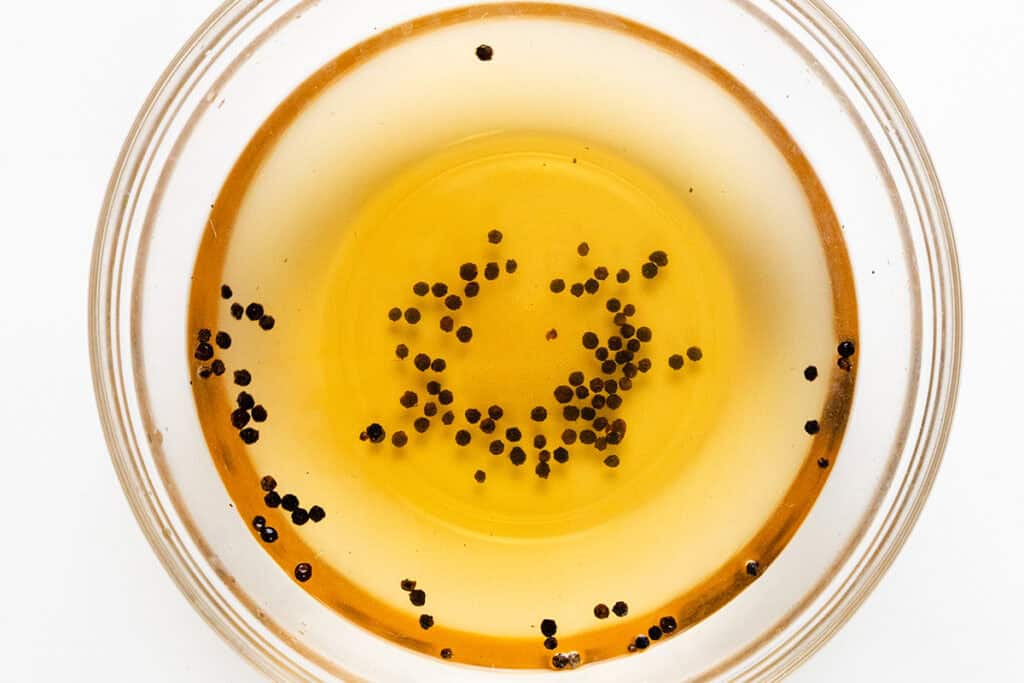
[440,648,453,659]
[577,242,590,256]
[264,491,281,508]
[581,407,596,421]
[604,455,620,468]
[279,494,298,512]
[414,354,431,371]
[396,344,409,359]
[550,278,566,293]
[365,423,385,442]
[607,394,623,410]
[563,406,580,421]
[476,44,493,61]
[659,616,677,633]
[231,409,250,429]
[444,295,463,311]
[570,283,584,297]
[804,365,819,381]
[544,637,558,650]
[240,428,259,444]
[838,357,852,371]
[596,347,609,361]
[404,308,421,324]
[414,417,430,433]
[648,625,663,640]
[484,262,500,280]
[554,386,573,403]
[474,469,487,483]
[634,635,650,650]
[214,331,231,350]
[538,450,551,463]
[230,303,244,319]
[594,604,610,619]
[540,619,557,636]
[392,431,408,447]
[641,262,658,279]
[489,440,505,455]
[260,475,277,492]
[582,332,599,349]
[420,614,435,629]
[246,303,264,321]
[531,406,548,421]
[440,316,454,332]
[608,336,622,351]
[441,410,455,425]
[413,281,429,296]
[456,326,473,342]
[431,282,448,298]
[291,508,309,525]
[686,346,703,361]
[805,420,820,435]
[668,354,684,370]
[554,447,569,463]
[584,278,599,294]
[460,263,478,281]
[479,418,496,434]
[509,447,526,465]
[259,315,275,330]
[194,343,214,361]
[533,435,546,448]
[308,505,325,522]
[455,430,471,446]
[594,266,609,280]
[649,250,669,267]
[506,259,518,274]
[616,268,630,283]
[260,527,278,543]
[488,405,504,420]
[536,462,551,478]
[438,390,453,405]
[612,601,629,617]
[838,340,856,357]
[401,579,416,592]
[505,427,522,442]
[233,369,252,386]
[545,328,558,341]
[430,358,446,373]
[465,282,480,297]
[410,589,426,606]
[818,457,830,468]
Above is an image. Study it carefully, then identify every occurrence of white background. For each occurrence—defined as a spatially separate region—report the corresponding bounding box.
[0,1,1019,680]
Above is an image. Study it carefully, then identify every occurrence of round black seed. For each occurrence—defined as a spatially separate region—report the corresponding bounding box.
[649,250,669,267]
[260,526,278,543]
[444,295,462,311]
[479,418,496,434]
[232,369,251,386]
[668,354,684,370]
[626,338,641,353]
[606,431,622,445]
[544,637,558,650]
[230,303,244,319]
[612,601,629,617]
[620,324,635,339]
[804,365,819,381]
[410,589,426,606]
[460,263,478,281]
[392,431,408,447]
[400,391,418,408]
[580,407,596,421]
[264,491,281,507]
[805,420,821,435]
[506,259,518,274]
[484,262,500,280]
[604,455,621,468]
[260,475,277,492]
[686,346,703,362]
[619,377,633,392]
[413,281,429,296]
[430,358,446,373]
[401,579,416,591]
[431,282,448,298]
[605,379,618,394]
[568,371,584,386]
[489,440,505,455]
[577,242,590,256]
[533,435,547,448]
[535,461,551,478]
[591,395,606,409]
[214,331,231,350]
[746,560,760,577]
[582,332,599,349]
[396,344,409,359]
[231,409,250,429]
[838,357,852,371]
[291,507,309,525]
[550,278,566,293]
[818,457,830,468]
[456,326,473,342]
[540,619,558,636]
[553,447,569,463]
[554,386,574,403]
[838,340,856,357]
[561,429,577,445]
[438,389,453,405]
[594,266,609,280]
[563,405,580,421]
[404,308,421,324]
[607,394,623,410]
[659,616,677,633]
[246,303,264,321]
[579,429,597,445]
[606,299,621,314]
[259,314,278,330]
[388,307,402,322]
[441,648,453,659]
[552,654,568,669]
[239,428,259,444]
[648,626,663,640]
[509,446,526,465]
[414,354,431,371]
[601,360,617,374]
[570,283,584,297]
[209,360,226,377]
[419,614,435,630]
[414,417,430,433]
[505,427,522,442]
[426,381,441,395]
[488,405,504,420]
[594,604,610,619]
[595,347,609,361]
[440,316,455,333]
[465,408,481,424]
[584,278,599,294]
[616,268,630,283]
[634,635,650,650]
[441,410,455,425]
[220,284,233,299]
[194,342,214,361]
[608,336,622,351]
[538,450,551,463]
[474,469,487,483]
[641,262,659,279]
[309,505,326,522]
[531,406,548,421]
[455,430,471,446]
[476,44,493,61]
[464,281,480,298]
[280,494,298,512]
[366,423,385,442]
[613,312,628,326]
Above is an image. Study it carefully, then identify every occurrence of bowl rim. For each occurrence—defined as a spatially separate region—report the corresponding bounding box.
[89,0,962,679]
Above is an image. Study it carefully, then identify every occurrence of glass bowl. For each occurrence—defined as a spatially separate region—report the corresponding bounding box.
[89,0,961,680]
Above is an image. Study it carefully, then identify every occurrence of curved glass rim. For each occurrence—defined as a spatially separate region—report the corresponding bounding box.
[89,0,962,679]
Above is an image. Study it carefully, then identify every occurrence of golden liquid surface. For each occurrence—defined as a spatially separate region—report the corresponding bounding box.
[188,4,857,670]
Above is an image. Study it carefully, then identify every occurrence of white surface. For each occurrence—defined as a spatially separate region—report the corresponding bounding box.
[0,1,1018,680]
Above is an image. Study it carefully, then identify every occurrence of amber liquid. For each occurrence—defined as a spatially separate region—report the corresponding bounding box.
[188,4,857,670]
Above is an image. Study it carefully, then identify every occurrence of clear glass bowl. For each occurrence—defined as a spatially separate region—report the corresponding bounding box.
[89,0,961,680]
